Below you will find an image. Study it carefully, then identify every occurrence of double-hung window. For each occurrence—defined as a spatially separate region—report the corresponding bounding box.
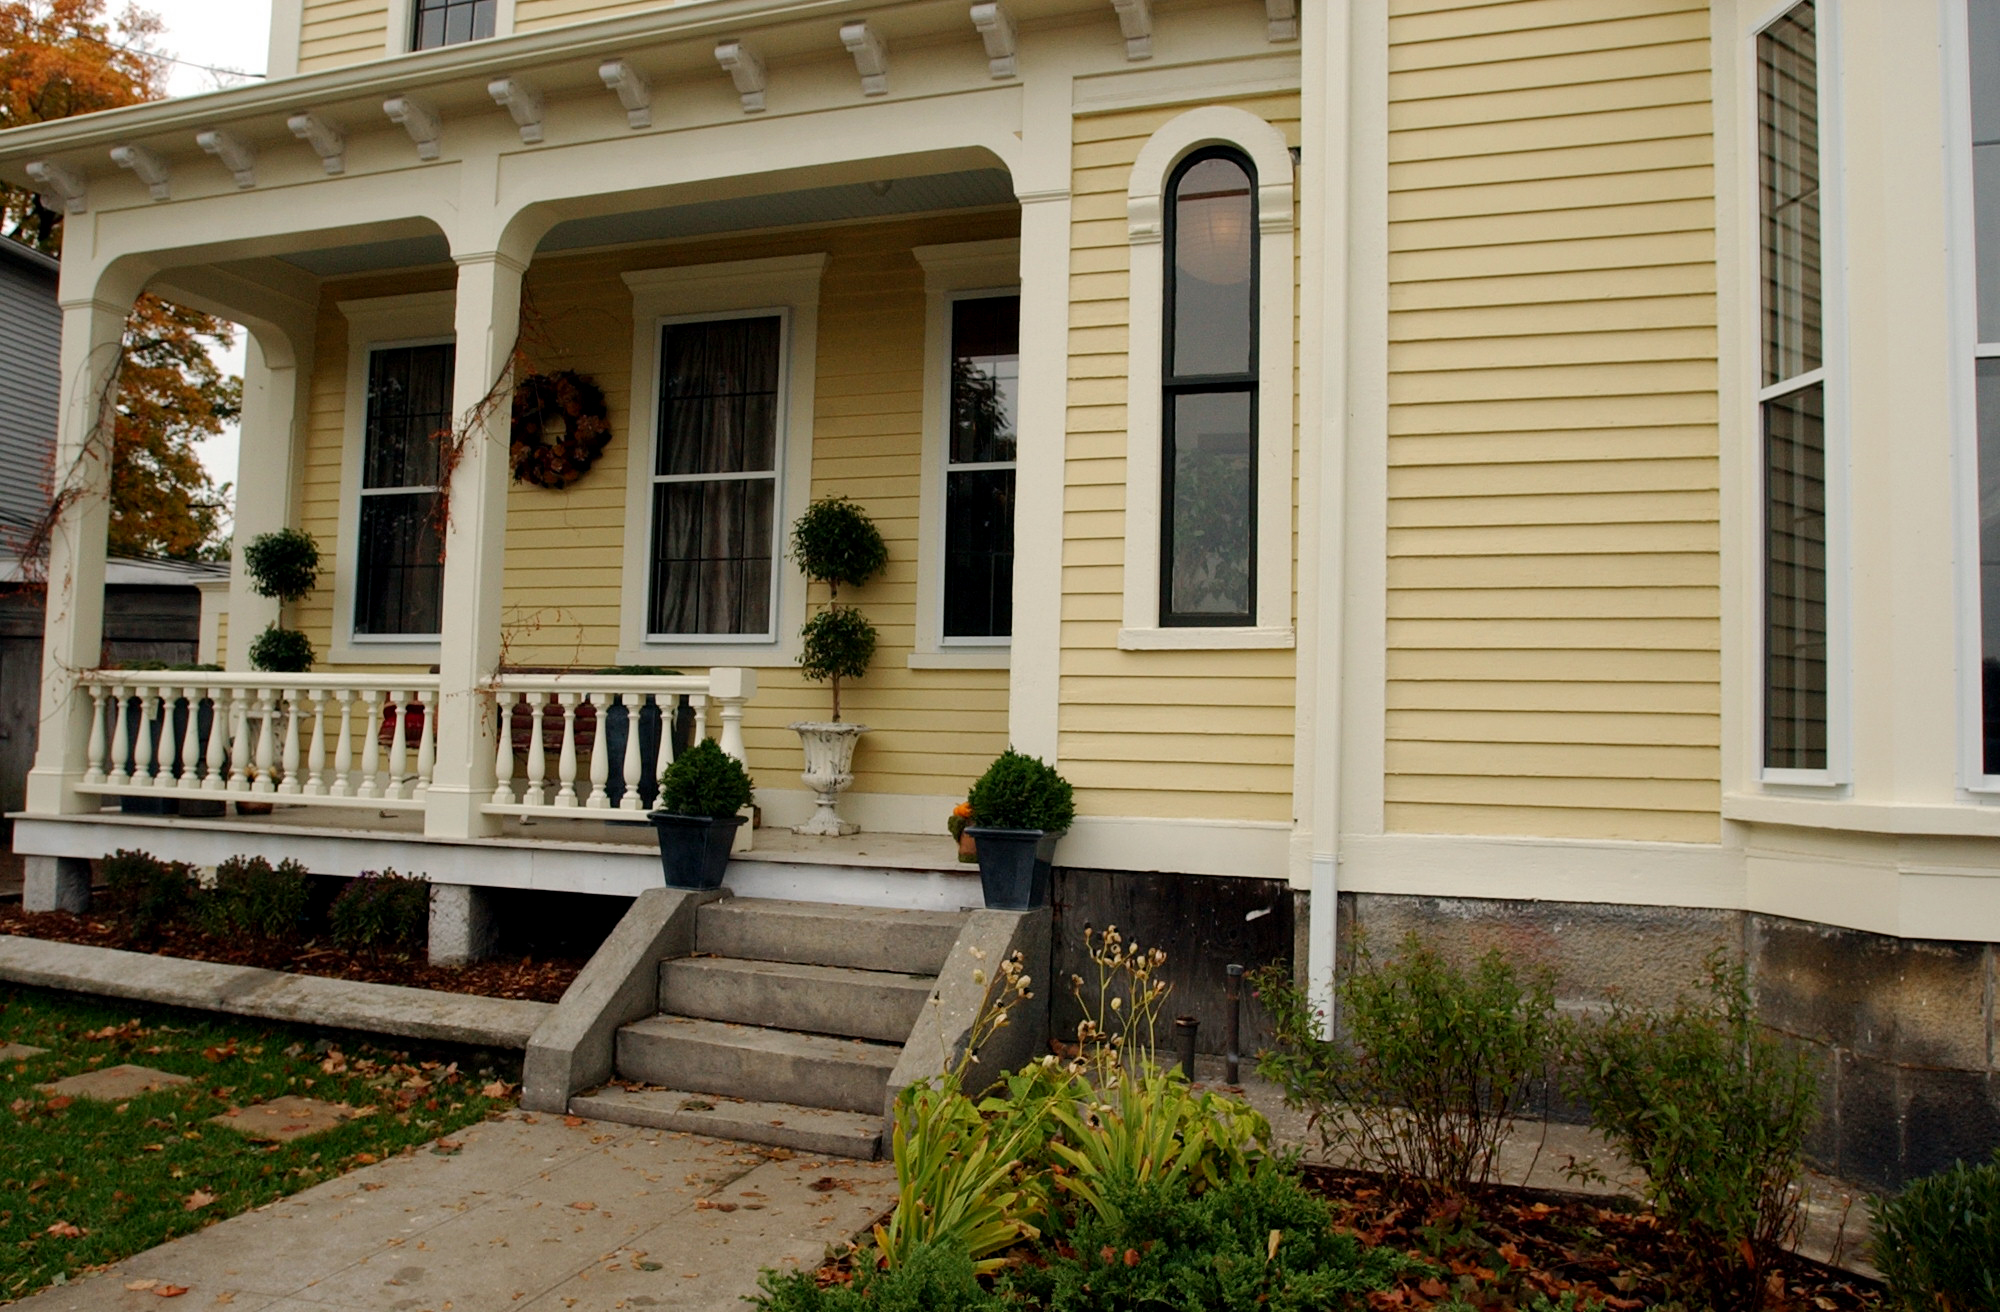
[646,314,783,640]
[1757,2,1830,774]
[354,343,448,638]
[943,295,1019,642]
[411,0,494,50]
[1161,148,1258,627]
[1967,0,2000,773]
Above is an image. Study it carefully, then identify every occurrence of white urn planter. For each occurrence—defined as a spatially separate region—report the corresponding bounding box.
[789,721,867,835]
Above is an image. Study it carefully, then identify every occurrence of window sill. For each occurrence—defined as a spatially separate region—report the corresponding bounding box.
[1117,626,1294,651]
[908,650,1010,670]
[615,644,795,670]
[330,637,440,667]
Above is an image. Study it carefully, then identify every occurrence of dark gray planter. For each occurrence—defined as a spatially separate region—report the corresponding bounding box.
[966,827,1060,910]
[649,812,747,890]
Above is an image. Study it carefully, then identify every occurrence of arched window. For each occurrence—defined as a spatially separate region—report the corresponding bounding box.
[1162,148,1258,626]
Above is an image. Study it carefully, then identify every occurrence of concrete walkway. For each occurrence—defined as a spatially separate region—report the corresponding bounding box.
[13,1110,895,1312]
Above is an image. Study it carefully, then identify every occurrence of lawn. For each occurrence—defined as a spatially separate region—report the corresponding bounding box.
[0,984,518,1302]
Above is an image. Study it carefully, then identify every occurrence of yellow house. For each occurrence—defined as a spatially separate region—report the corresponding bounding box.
[2,0,1997,1184]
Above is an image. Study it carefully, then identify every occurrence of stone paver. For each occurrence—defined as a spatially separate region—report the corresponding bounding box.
[38,1063,191,1101]
[12,1110,896,1312]
[213,1096,369,1143]
[0,1041,49,1061]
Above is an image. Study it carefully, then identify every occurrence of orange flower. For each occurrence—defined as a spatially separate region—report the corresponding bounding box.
[952,802,973,819]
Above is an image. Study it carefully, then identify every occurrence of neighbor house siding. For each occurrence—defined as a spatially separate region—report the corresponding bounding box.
[1382,0,1722,844]
[1060,94,1302,825]
[297,0,389,72]
[0,245,59,535]
[298,209,1018,802]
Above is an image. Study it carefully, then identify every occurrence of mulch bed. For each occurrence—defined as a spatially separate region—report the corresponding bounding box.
[1302,1165,1883,1311]
[0,906,582,1003]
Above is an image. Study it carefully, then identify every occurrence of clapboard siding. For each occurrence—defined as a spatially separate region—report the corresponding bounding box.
[1059,96,1301,826]
[1383,0,1721,844]
[0,246,59,534]
[297,0,389,71]
[297,209,1017,799]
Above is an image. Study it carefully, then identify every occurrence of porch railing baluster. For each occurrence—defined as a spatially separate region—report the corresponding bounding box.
[619,692,644,811]
[524,693,547,806]
[586,691,610,809]
[330,689,353,797]
[356,688,382,799]
[204,683,228,792]
[279,688,303,795]
[387,693,409,801]
[555,692,579,808]
[415,689,436,800]
[492,691,518,805]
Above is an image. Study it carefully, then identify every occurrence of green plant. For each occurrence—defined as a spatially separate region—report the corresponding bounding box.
[1870,1151,2000,1311]
[1568,951,1816,1308]
[328,869,430,954]
[1064,924,1172,1080]
[189,855,311,942]
[966,749,1075,834]
[1046,1071,1271,1228]
[248,623,315,673]
[242,528,321,603]
[799,605,877,721]
[1252,935,1559,1203]
[790,495,888,595]
[877,1073,1055,1276]
[754,1241,1011,1312]
[655,738,755,818]
[1009,1168,1410,1312]
[99,849,195,937]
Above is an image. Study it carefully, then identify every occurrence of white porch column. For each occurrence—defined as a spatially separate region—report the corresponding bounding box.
[1007,78,1074,760]
[424,250,524,840]
[24,294,128,815]
[225,334,304,668]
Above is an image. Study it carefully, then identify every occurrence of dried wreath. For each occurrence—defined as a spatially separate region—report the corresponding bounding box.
[509,370,612,489]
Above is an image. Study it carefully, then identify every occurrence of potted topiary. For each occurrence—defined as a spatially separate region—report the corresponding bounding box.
[649,738,756,889]
[244,528,320,674]
[964,749,1075,910]
[787,495,886,836]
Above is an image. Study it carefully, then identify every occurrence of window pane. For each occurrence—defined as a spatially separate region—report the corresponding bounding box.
[1166,390,1254,621]
[1973,0,2000,340]
[1169,155,1255,380]
[416,5,444,49]
[950,297,1019,465]
[1976,362,2000,773]
[1759,3,1822,385]
[944,469,1015,639]
[472,0,495,40]
[363,344,450,490]
[1765,382,1827,771]
[648,478,775,636]
[657,317,781,476]
[354,494,442,636]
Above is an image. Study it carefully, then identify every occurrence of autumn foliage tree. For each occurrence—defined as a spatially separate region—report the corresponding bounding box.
[3,0,239,561]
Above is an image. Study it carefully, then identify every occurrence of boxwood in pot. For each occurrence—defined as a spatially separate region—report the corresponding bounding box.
[965,748,1075,910]
[650,739,756,890]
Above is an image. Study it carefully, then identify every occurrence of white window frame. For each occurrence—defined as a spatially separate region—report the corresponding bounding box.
[332,291,456,666]
[1748,0,1852,789]
[386,0,515,57]
[912,239,1020,670]
[1120,105,1296,651]
[617,254,825,668]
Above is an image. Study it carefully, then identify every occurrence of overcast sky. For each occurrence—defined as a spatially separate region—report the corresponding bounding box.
[143,0,272,512]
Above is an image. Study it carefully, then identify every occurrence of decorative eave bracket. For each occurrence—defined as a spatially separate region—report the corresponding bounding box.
[1111,0,1151,60]
[384,95,443,161]
[288,113,345,174]
[970,2,1017,78]
[599,59,652,128]
[715,40,767,113]
[489,77,546,143]
[109,143,170,201]
[25,160,87,213]
[196,129,257,188]
[840,22,888,96]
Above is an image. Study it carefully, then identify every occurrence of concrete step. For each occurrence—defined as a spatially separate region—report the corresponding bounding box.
[661,957,935,1043]
[696,898,966,976]
[569,1086,883,1159]
[616,1014,900,1115]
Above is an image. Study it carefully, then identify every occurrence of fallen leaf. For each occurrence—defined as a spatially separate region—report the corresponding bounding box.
[1417,1278,1448,1298]
[562,1115,586,1128]
[45,1220,84,1238]
[481,1081,511,1098]
[569,1201,596,1212]
[184,1190,216,1212]
[44,1095,72,1111]
[126,1279,160,1291]
[154,1285,189,1298]
[353,1153,378,1165]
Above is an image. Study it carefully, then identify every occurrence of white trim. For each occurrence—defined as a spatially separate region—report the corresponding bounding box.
[907,650,1009,669]
[912,239,1020,661]
[1056,814,1293,879]
[1338,832,1743,911]
[1117,624,1293,650]
[389,0,515,58]
[1120,105,1297,649]
[1071,51,1302,116]
[616,254,825,669]
[1748,0,1853,790]
[332,292,457,666]
[267,0,302,79]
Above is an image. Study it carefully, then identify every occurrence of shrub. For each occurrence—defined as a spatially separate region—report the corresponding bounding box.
[1870,1151,2000,1312]
[798,605,877,721]
[966,749,1075,834]
[249,624,315,673]
[329,869,430,953]
[1010,1168,1410,1312]
[656,738,755,818]
[1252,935,1559,1202]
[754,1242,1010,1312]
[189,855,311,942]
[99,848,195,936]
[1046,1070,1271,1227]
[242,528,321,603]
[790,495,888,596]
[1568,952,1816,1307]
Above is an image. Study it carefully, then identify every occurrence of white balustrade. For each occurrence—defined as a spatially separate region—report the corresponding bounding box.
[74,672,442,811]
[480,669,756,819]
